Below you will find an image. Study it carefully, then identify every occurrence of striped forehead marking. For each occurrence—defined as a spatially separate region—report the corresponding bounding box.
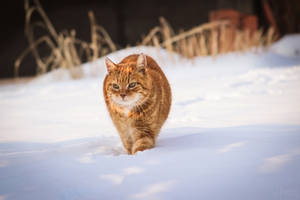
[114,66,132,83]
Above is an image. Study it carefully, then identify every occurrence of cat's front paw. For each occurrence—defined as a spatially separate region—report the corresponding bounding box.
[125,148,132,155]
[131,137,154,154]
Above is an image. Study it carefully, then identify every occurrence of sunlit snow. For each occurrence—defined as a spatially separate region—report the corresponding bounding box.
[0,34,300,200]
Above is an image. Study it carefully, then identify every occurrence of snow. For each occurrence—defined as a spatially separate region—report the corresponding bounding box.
[270,34,300,57]
[1,34,300,200]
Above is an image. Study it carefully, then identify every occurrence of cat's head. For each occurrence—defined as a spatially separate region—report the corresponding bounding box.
[104,54,150,107]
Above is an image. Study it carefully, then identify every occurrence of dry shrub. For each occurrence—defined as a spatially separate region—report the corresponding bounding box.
[15,0,116,79]
[16,1,278,78]
[142,17,278,58]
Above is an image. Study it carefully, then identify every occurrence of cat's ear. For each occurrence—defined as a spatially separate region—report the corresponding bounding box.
[136,53,147,74]
[105,57,117,73]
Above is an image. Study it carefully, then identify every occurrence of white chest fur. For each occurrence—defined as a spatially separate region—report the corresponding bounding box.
[121,106,132,117]
[111,93,141,116]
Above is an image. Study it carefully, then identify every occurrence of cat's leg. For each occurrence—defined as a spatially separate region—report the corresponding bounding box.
[121,136,133,154]
[131,129,155,154]
[118,132,133,154]
[131,137,154,154]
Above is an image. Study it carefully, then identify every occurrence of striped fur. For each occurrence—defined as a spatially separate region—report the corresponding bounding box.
[103,54,171,154]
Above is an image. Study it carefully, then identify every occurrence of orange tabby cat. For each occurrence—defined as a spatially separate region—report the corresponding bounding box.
[103,53,171,154]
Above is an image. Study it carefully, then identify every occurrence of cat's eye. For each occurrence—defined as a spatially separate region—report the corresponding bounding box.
[128,82,137,89]
[112,83,120,90]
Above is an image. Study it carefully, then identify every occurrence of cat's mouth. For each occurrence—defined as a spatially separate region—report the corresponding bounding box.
[111,94,142,107]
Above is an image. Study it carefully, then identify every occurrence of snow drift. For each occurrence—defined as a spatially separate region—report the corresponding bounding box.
[0,34,300,200]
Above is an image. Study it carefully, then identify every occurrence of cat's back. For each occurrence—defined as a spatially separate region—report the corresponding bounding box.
[119,54,166,75]
[120,54,170,90]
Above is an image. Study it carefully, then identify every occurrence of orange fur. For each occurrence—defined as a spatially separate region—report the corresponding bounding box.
[103,54,171,154]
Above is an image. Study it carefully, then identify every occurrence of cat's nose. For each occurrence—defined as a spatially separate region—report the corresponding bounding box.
[120,93,126,99]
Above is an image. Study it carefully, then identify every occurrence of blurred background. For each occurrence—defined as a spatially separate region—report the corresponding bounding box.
[1,0,300,78]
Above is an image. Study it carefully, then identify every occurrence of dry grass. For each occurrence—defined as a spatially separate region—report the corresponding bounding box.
[15,1,277,78]
[142,17,278,58]
[15,0,116,78]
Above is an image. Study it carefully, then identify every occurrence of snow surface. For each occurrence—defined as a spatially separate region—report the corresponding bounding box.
[1,34,300,200]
